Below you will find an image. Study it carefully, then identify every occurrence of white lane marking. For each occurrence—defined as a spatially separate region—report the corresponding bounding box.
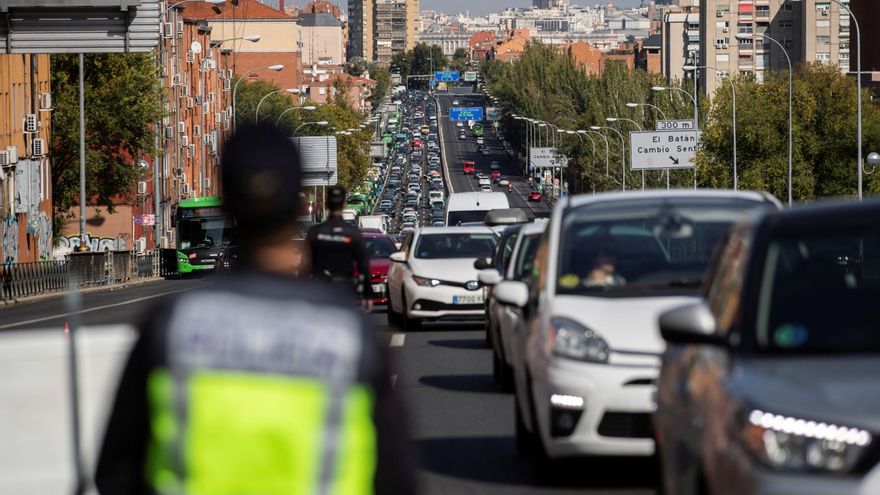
[390,333,406,347]
[0,287,194,330]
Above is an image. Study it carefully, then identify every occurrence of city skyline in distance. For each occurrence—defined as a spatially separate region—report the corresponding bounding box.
[329,0,642,17]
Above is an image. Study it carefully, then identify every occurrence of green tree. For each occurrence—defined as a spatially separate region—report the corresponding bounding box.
[450,47,469,72]
[696,63,880,201]
[369,64,391,111]
[50,53,163,227]
[392,43,449,87]
[233,78,299,130]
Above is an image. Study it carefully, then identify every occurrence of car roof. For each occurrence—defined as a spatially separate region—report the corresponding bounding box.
[416,226,495,235]
[760,199,880,231]
[562,189,781,210]
[520,221,548,236]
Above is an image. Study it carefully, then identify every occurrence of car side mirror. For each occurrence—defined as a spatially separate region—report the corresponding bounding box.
[478,269,503,286]
[494,280,529,308]
[473,258,492,270]
[659,302,726,346]
[390,252,407,263]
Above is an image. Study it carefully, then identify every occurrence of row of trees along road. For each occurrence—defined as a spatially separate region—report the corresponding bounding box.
[483,42,880,201]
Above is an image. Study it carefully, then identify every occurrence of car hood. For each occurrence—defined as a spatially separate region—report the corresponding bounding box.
[732,357,880,431]
[409,258,480,283]
[551,295,700,354]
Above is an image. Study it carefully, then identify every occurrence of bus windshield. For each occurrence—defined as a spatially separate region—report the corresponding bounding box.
[178,216,236,250]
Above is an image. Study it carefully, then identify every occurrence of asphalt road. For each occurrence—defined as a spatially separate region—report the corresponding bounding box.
[436,87,553,219]
[0,280,657,494]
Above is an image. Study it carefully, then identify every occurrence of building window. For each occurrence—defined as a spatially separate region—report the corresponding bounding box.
[756,5,770,18]
[716,20,729,29]
[816,52,831,61]
[840,52,850,60]
[816,35,830,45]
[737,25,753,34]
[716,53,730,62]
[816,20,831,28]
[757,54,770,66]
[715,37,729,48]
[782,3,793,11]
[779,20,793,28]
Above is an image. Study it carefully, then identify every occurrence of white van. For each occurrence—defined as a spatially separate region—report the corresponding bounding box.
[445,192,510,226]
[358,215,388,233]
[429,191,444,205]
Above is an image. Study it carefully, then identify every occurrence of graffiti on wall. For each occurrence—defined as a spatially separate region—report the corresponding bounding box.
[27,212,53,260]
[1,216,18,264]
[57,234,127,253]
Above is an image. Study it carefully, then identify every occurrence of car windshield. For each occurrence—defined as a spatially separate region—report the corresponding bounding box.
[447,210,489,226]
[415,233,498,259]
[365,237,397,259]
[557,198,768,295]
[756,229,880,354]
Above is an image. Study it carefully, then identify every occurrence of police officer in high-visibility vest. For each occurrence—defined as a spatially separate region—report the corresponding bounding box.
[95,123,416,495]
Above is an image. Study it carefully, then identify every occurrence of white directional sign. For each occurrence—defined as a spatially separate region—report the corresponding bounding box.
[530,147,569,168]
[630,130,701,170]
[655,119,696,131]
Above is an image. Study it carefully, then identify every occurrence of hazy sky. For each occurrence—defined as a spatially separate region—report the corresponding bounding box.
[320,1,643,17]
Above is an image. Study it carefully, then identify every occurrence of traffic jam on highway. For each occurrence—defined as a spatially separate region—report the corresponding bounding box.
[350,83,880,493]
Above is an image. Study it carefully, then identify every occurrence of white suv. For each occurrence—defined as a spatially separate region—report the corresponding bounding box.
[493,190,780,474]
[388,227,498,330]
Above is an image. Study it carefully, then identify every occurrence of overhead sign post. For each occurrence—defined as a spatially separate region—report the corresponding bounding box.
[449,107,484,121]
[463,71,477,82]
[434,71,460,82]
[530,147,569,168]
[655,120,696,131]
[629,130,701,170]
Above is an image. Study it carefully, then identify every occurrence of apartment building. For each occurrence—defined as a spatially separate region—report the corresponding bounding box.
[300,12,345,65]
[348,0,373,61]
[534,0,568,8]
[663,10,701,83]
[0,54,53,262]
[700,0,850,95]
[348,0,419,63]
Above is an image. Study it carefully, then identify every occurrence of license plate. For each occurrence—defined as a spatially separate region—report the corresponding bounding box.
[452,294,483,305]
[372,284,386,293]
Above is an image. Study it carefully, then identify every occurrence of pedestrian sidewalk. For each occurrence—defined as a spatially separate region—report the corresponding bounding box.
[0,276,163,308]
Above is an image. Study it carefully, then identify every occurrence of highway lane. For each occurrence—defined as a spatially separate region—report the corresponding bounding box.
[436,87,552,219]
[383,315,658,495]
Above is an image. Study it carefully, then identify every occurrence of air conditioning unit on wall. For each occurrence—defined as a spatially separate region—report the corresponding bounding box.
[32,138,46,157]
[137,181,148,194]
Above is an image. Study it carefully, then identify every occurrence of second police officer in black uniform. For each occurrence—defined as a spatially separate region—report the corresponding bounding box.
[307,185,375,311]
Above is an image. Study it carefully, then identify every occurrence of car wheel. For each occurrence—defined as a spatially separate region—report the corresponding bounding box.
[515,395,533,457]
[401,294,421,331]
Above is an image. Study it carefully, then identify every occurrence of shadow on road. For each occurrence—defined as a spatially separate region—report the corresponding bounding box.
[419,374,502,394]
[427,338,488,350]
[417,436,659,490]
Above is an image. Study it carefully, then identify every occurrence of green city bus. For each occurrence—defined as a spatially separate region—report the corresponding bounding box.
[473,122,484,137]
[173,197,236,274]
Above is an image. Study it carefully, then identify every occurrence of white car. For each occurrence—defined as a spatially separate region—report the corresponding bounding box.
[478,177,492,187]
[453,100,460,105]
[480,184,493,193]
[492,190,781,474]
[479,222,546,391]
[456,122,464,127]
[387,226,498,330]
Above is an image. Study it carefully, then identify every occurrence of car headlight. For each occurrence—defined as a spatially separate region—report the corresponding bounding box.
[412,275,440,287]
[549,317,610,364]
[743,409,872,474]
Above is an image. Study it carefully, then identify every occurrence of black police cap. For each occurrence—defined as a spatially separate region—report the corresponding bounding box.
[221,123,302,237]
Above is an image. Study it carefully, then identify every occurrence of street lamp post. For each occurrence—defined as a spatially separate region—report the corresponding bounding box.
[275,105,317,126]
[626,102,668,120]
[685,64,738,190]
[652,85,700,189]
[581,130,610,178]
[293,120,330,137]
[737,32,792,206]
[232,64,285,132]
[607,117,645,189]
[593,125,626,191]
[567,130,596,193]
[255,88,299,123]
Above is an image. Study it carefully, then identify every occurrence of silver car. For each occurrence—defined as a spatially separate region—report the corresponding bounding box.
[655,200,880,495]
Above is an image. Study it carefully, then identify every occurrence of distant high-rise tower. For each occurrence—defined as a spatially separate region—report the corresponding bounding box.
[533,0,567,9]
[348,0,419,63]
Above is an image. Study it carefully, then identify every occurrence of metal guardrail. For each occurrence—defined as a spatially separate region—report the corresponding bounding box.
[0,251,162,301]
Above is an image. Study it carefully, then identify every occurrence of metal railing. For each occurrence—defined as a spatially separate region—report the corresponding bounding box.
[0,251,162,301]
